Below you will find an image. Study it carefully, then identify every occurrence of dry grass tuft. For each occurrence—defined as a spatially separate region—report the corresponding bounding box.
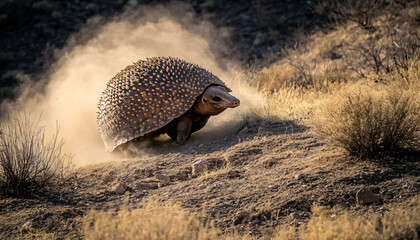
[301,197,420,240]
[312,82,419,158]
[84,196,420,240]
[198,165,231,182]
[273,196,420,240]
[84,199,220,240]
[18,230,56,240]
[0,113,72,196]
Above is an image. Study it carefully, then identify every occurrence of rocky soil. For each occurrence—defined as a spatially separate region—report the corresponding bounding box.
[1,119,419,239]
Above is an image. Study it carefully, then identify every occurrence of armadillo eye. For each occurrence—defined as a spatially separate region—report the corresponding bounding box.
[212,96,222,102]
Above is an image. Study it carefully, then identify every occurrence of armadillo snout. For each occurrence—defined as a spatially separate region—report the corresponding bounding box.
[228,97,240,108]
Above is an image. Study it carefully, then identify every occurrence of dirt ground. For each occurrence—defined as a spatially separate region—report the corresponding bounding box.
[1,119,419,239]
[1,0,419,239]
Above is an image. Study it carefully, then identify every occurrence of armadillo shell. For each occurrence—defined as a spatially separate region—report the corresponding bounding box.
[97,57,231,151]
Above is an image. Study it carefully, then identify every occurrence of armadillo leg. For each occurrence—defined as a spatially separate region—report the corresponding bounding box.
[176,116,193,144]
[191,116,210,133]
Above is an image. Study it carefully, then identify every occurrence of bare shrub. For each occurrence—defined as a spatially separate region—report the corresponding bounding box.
[353,38,390,77]
[386,31,420,81]
[312,84,419,158]
[288,60,317,88]
[0,114,72,196]
[316,0,387,29]
[339,22,420,80]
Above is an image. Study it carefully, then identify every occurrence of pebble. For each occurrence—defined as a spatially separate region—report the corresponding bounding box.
[155,172,170,182]
[234,210,250,225]
[335,203,349,209]
[135,182,159,190]
[192,160,207,176]
[356,187,380,205]
[112,182,126,195]
[103,174,115,184]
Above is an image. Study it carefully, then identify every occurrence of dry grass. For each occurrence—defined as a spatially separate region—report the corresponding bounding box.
[197,165,231,182]
[0,113,72,196]
[18,231,56,240]
[250,7,420,158]
[312,82,419,158]
[248,70,346,123]
[273,196,420,240]
[247,23,366,123]
[84,196,420,240]
[84,199,220,240]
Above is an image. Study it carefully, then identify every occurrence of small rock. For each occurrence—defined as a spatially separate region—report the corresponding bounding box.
[335,203,349,209]
[130,168,141,177]
[112,182,127,195]
[356,187,380,205]
[103,174,115,184]
[22,221,33,230]
[135,182,159,190]
[294,174,301,180]
[192,160,207,176]
[233,210,250,225]
[155,172,170,182]
[198,184,206,190]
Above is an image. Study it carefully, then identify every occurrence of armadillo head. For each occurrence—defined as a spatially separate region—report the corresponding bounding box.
[192,85,240,116]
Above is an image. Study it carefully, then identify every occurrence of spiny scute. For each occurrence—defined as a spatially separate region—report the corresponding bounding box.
[97,57,230,151]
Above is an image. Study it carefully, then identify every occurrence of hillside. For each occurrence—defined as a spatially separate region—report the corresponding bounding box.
[0,0,419,239]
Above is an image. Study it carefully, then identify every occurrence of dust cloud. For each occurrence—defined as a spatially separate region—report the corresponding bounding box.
[4,3,263,167]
